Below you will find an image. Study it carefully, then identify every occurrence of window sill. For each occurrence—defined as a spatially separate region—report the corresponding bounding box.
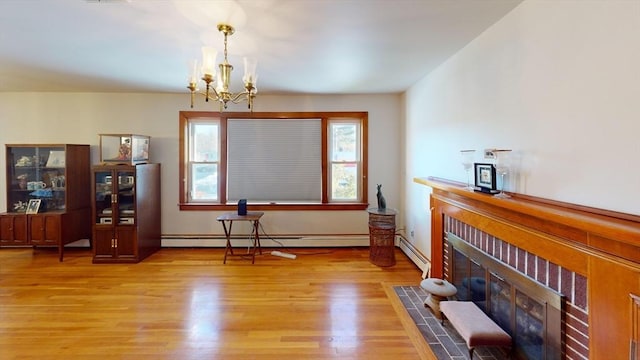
[179,203,369,211]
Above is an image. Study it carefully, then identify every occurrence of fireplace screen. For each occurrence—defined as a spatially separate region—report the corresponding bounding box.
[490,273,511,334]
[514,289,546,358]
[447,232,563,360]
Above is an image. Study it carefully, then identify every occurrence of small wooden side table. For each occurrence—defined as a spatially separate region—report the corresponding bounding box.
[216,211,264,264]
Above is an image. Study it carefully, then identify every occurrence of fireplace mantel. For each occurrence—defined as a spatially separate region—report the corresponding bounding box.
[415,176,640,265]
[415,176,640,359]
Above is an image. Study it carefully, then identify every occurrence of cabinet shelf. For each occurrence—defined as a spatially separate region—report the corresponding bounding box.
[10,188,66,192]
[15,166,65,170]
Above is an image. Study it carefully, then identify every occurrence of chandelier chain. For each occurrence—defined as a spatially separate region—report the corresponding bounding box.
[223,31,228,63]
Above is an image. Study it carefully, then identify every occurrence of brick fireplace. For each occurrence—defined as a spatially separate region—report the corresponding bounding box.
[415,176,640,360]
[445,220,587,359]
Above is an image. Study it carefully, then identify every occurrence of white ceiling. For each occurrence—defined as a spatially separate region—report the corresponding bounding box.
[0,0,522,95]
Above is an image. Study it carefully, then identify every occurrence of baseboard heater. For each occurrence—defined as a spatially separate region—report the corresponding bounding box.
[161,235,369,248]
[67,235,429,273]
[397,235,431,275]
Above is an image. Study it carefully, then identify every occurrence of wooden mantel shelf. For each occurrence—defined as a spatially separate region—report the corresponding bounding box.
[415,176,640,359]
[414,176,640,263]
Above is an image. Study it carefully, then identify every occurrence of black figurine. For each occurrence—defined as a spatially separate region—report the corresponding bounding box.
[376,184,387,210]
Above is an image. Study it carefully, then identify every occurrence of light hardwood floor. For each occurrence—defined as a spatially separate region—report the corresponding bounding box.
[0,246,435,359]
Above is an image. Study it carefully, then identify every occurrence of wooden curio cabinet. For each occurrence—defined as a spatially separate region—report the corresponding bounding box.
[1,144,91,261]
[91,163,161,263]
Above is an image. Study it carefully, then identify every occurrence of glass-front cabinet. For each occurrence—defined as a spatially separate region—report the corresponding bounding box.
[91,163,161,263]
[1,144,91,261]
[7,145,69,213]
[99,134,150,165]
[94,169,136,226]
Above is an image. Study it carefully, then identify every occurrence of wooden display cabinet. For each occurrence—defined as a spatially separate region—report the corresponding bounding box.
[91,163,161,263]
[1,144,91,261]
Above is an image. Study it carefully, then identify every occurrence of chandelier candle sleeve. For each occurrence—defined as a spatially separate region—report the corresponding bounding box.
[189,59,199,85]
[201,47,218,77]
[243,57,257,86]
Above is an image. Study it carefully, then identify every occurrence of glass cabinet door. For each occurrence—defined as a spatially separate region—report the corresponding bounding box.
[117,170,135,225]
[94,170,114,225]
[8,145,66,213]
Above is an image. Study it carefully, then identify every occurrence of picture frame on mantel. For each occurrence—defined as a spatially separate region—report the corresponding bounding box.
[474,163,498,194]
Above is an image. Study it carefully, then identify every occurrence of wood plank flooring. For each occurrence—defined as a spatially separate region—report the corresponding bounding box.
[0,246,435,359]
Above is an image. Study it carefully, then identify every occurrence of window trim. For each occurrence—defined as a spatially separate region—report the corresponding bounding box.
[328,118,363,203]
[179,111,368,211]
[187,119,221,203]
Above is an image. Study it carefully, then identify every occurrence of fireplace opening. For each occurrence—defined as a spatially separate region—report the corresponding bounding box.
[447,232,564,360]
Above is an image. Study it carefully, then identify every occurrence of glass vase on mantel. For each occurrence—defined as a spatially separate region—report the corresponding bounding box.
[493,150,512,199]
[460,150,476,191]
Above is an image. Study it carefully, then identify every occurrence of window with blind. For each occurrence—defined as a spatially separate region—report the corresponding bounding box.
[178,111,368,211]
[227,118,322,203]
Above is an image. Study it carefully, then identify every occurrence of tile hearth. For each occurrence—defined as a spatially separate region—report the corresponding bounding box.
[394,286,508,360]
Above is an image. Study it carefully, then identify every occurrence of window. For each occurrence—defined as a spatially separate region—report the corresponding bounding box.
[188,121,219,202]
[328,119,361,202]
[179,111,368,211]
[227,118,322,203]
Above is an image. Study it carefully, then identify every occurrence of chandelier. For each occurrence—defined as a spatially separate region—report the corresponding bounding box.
[187,23,257,111]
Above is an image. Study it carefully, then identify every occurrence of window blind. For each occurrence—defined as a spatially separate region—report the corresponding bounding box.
[227,118,322,202]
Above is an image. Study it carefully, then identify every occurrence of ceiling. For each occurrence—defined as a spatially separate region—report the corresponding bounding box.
[0,0,522,95]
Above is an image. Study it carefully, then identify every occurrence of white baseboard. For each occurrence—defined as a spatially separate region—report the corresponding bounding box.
[161,235,369,248]
[66,235,429,274]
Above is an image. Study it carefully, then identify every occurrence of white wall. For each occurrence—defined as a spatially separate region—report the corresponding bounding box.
[0,92,402,239]
[403,0,640,260]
